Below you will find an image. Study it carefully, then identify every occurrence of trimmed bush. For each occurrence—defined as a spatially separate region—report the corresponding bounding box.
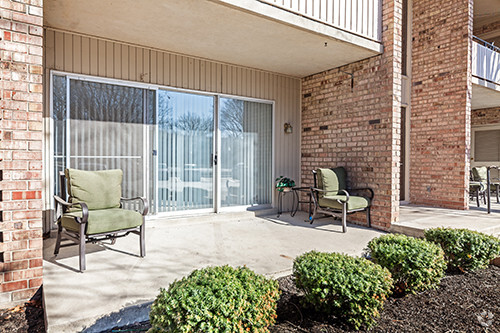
[425,228,500,272]
[293,251,393,330]
[149,265,280,333]
[366,234,446,294]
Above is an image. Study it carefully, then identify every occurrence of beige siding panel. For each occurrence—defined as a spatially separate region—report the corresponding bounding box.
[97,39,106,77]
[44,29,302,205]
[114,43,121,79]
[72,34,81,74]
[81,37,90,75]
[89,38,98,76]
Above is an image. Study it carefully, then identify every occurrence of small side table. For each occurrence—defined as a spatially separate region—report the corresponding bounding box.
[277,186,311,218]
[291,186,312,217]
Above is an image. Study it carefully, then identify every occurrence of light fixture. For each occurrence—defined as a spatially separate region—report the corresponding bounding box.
[284,123,293,134]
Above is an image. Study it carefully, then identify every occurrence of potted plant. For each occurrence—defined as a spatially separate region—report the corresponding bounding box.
[275,176,295,192]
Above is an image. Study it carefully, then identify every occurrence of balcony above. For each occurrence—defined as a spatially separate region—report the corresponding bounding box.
[472,37,500,110]
[44,0,383,77]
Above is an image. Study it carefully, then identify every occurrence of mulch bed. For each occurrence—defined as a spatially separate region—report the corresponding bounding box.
[2,267,498,332]
[0,288,45,333]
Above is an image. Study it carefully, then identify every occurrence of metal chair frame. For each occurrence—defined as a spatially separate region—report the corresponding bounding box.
[53,172,148,272]
[309,169,373,233]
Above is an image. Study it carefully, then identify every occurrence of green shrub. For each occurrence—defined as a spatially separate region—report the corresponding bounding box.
[425,228,500,272]
[366,234,446,294]
[293,251,393,330]
[149,265,280,333]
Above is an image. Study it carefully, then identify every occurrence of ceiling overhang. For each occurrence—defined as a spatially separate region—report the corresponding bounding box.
[44,0,382,77]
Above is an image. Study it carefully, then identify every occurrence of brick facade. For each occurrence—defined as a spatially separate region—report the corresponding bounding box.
[301,0,403,230]
[472,107,500,126]
[0,0,44,308]
[409,0,473,209]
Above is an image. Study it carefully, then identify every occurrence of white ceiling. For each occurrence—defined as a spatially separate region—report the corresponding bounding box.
[472,82,500,110]
[44,0,381,77]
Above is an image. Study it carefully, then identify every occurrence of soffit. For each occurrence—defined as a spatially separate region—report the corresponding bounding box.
[44,0,381,78]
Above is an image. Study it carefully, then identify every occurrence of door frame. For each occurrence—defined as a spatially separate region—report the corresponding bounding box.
[48,70,275,216]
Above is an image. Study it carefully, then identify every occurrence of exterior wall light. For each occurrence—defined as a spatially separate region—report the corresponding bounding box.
[284,122,293,134]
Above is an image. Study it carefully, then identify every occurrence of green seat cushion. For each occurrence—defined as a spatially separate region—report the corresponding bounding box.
[317,167,347,197]
[61,208,143,235]
[66,168,122,210]
[319,195,370,211]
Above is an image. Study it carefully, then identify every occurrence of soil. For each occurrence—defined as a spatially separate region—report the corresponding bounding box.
[0,288,45,333]
[1,267,498,333]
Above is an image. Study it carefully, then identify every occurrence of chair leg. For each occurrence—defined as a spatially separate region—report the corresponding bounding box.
[139,220,145,257]
[476,189,480,207]
[342,202,347,233]
[79,223,86,272]
[366,207,371,228]
[54,222,62,255]
[309,205,318,224]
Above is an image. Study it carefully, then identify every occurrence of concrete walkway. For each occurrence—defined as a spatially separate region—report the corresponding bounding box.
[42,211,385,332]
[392,202,500,237]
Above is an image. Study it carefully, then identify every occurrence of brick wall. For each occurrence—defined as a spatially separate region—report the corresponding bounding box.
[409,0,473,209]
[472,107,500,126]
[301,0,403,230]
[0,0,43,308]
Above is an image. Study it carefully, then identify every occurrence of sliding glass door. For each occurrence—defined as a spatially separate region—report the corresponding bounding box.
[156,90,214,212]
[219,98,273,208]
[52,72,273,216]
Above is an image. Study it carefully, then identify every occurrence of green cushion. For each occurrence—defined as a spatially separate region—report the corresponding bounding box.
[317,167,347,197]
[66,168,122,210]
[319,195,370,211]
[61,208,143,235]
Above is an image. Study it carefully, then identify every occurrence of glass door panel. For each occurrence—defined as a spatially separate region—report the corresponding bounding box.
[219,98,272,207]
[157,90,214,212]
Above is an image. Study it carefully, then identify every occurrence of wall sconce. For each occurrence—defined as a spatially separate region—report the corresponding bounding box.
[284,122,293,134]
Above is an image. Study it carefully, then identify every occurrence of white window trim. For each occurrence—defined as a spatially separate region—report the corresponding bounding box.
[471,123,500,166]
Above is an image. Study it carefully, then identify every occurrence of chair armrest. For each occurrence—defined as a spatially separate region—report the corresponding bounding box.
[54,195,89,223]
[121,197,149,216]
[349,187,374,199]
[310,188,350,202]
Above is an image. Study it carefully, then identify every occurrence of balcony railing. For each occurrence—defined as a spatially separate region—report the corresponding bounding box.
[259,0,381,42]
[472,36,500,85]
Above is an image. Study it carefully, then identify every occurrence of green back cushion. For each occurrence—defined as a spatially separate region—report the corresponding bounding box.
[317,167,347,196]
[472,166,487,182]
[66,168,122,210]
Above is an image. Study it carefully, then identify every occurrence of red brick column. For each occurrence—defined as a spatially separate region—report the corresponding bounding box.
[301,0,403,230]
[0,0,43,308]
[410,0,473,209]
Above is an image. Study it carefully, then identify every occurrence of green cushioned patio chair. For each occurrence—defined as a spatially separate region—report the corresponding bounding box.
[472,166,500,204]
[54,169,148,272]
[310,167,373,233]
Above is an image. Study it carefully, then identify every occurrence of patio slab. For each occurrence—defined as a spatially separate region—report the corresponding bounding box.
[43,211,385,332]
[392,202,500,237]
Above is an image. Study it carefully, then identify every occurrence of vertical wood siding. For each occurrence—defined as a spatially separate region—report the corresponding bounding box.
[43,28,301,209]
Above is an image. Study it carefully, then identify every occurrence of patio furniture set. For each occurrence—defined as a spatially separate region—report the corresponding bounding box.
[470,166,500,213]
[54,166,373,271]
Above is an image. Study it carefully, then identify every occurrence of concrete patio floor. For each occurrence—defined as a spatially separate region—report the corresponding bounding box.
[393,201,500,237]
[42,210,385,333]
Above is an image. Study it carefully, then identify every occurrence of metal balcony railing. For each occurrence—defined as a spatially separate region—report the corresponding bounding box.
[472,36,500,85]
[259,0,382,42]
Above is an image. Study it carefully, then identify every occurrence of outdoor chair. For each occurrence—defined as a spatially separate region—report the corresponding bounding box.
[53,168,148,272]
[469,170,486,207]
[310,167,373,233]
[472,166,500,204]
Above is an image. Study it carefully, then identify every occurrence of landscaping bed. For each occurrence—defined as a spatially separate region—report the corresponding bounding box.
[104,265,499,333]
[1,267,497,332]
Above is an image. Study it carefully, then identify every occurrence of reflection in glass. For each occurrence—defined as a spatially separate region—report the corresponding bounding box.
[220,98,272,207]
[157,90,214,212]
